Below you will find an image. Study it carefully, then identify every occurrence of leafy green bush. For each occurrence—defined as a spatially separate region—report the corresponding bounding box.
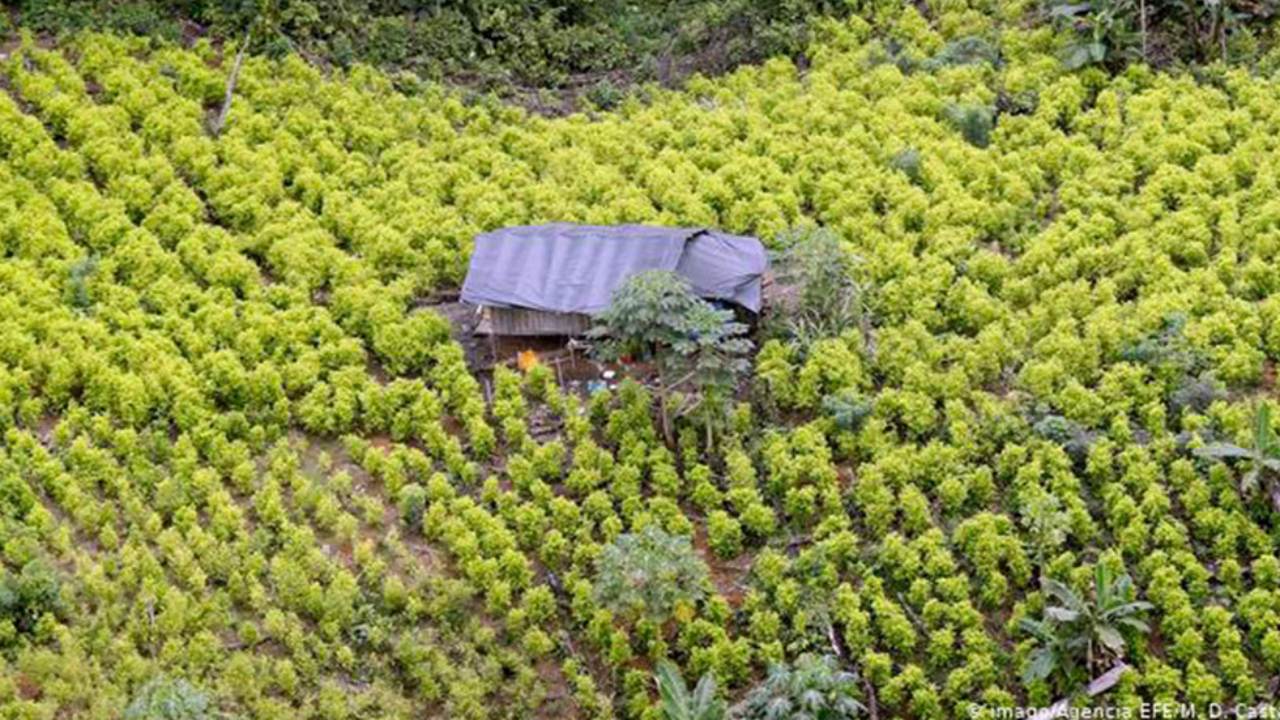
[124,677,218,720]
[821,389,873,433]
[706,511,743,559]
[0,560,61,641]
[769,228,867,352]
[67,255,98,311]
[585,79,625,110]
[397,482,427,527]
[593,525,709,623]
[888,147,924,186]
[923,36,1001,70]
[942,103,994,148]
[1049,0,1278,69]
[1051,0,1140,70]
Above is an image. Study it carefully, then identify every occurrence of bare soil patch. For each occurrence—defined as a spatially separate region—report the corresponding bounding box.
[692,524,754,608]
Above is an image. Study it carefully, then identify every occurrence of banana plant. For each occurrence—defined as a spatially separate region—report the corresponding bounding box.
[656,660,725,720]
[1195,404,1280,511]
[1020,613,1080,687]
[1021,565,1152,688]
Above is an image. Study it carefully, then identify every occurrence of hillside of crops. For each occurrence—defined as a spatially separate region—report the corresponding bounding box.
[3,1,1280,717]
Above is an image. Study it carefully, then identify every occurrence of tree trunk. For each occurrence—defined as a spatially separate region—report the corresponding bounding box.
[655,377,674,448]
[210,25,253,138]
[1139,0,1147,62]
[1221,18,1229,62]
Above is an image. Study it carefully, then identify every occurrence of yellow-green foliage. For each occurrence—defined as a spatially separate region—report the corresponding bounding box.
[1,1,1280,717]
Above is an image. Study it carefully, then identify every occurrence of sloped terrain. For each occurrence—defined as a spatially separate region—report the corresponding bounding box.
[2,3,1280,717]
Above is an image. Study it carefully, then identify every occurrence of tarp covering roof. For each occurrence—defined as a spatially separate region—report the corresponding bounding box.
[461,223,768,315]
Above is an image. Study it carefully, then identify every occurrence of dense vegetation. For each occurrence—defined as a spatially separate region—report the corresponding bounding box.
[7,0,1280,100]
[3,0,1280,717]
[5,0,852,92]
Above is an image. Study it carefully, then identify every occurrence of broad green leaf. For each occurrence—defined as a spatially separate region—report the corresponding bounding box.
[1097,625,1125,654]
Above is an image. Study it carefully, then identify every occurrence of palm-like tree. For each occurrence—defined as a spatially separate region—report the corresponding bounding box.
[1021,565,1152,687]
[733,654,866,720]
[1195,404,1280,511]
[656,661,725,720]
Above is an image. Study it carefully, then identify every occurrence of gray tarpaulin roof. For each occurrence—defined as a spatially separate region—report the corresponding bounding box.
[461,224,768,314]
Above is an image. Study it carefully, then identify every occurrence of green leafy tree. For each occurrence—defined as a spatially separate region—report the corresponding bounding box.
[1020,565,1152,687]
[656,660,725,720]
[593,525,709,624]
[734,653,865,720]
[590,270,752,446]
[1195,404,1280,511]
